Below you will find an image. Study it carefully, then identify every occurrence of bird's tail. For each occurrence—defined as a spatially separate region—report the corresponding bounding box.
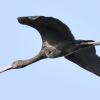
[68,40,100,56]
[79,41,100,46]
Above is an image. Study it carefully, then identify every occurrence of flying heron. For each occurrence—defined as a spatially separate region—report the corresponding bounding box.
[0,16,100,76]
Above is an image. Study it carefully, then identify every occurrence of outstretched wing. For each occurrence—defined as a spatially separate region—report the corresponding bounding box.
[18,16,75,45]
[40,17,75,43]
[65,46,100,76]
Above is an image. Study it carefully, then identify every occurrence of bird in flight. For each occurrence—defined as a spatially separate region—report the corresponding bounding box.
[0,16,100,76]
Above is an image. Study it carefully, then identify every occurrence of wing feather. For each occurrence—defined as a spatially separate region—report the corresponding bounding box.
[65,46,100,76]
[38,17,75,44]
[19,16,75,44]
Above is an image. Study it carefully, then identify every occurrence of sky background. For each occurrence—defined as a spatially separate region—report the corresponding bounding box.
[0,0,100,100]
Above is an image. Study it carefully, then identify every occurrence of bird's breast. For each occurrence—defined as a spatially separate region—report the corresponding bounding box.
[43,41,63,58]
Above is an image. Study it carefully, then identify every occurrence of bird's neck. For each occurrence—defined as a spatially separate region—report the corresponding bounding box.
[21,52,46,67]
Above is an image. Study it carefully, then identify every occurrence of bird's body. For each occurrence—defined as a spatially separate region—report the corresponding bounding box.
[42,41,62,58]
[0,16,100,76]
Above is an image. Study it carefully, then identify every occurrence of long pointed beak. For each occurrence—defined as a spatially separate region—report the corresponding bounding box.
[0,65,12,73]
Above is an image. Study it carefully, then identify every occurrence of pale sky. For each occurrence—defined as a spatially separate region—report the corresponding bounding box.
[0,0,100,100]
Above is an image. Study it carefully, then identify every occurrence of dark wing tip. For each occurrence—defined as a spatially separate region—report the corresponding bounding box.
[17,15,75,45]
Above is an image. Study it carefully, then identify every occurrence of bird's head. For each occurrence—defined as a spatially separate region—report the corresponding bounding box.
[0,50,46,73]
[0,60,28,73]
[17,16,47,27]
[11,60,27,69]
